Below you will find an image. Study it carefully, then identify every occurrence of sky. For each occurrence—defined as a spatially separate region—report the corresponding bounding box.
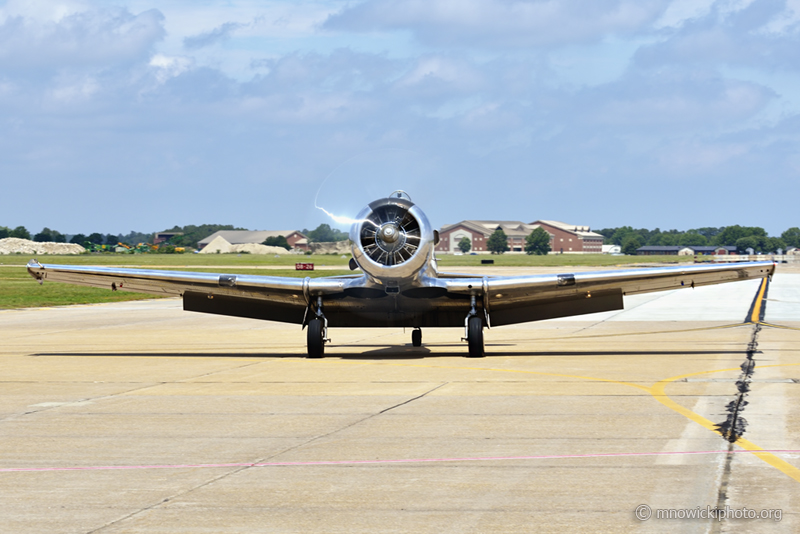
[1,0,799,237]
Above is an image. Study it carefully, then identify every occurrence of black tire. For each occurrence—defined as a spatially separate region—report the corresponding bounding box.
[412,328,422,347]
[467,316,484,358]
[307,318,324,358]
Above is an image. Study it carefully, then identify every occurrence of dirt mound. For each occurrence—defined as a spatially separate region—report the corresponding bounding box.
[199,236,293,255]
[230,243,292,255]
[0,238,85,255]
[198,235,232,254]
[309,241,351,254]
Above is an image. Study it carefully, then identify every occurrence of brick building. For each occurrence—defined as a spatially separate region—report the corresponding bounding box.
[436,220,603,254]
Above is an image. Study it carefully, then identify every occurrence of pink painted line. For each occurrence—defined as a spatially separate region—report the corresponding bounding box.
[2,449,799,473]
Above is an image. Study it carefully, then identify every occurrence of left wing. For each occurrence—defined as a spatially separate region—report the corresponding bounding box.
[26,260,357,324]
[442,261,775,326]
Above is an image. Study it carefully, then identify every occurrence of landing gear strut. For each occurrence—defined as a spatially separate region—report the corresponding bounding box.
[463,295,484,358]
[306,297,328,358]
[411,327,422,347]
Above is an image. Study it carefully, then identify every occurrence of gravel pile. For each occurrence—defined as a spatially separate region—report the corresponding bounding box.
[309,241,351,254]
[0,238,85,255]
[198,236,292,255]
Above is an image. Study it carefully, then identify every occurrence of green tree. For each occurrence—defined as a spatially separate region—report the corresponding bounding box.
[87,233,104,245]
[10,226,30,240]
[70,234,87,244]
[693,227,723,241]
[33,227,66,243]
[660,233,678,246]
[525,227,551,255]
[306,224,348,243]
[33,229,53,242]
[678,232,708,247]
[610,226,634,246]
[457,236,471,253]
[486,228,510,254]
[781,227,800,249]
[0,226,8,239]
[264,235,291,250]
[713,226,766,246]
[735,236,758,254]
[767,237,787,253]
[621,235,643,255]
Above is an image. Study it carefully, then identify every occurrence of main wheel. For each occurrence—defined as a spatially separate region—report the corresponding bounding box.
[467,316,484,358]
[412,328,422,347]
[307,318,325,358]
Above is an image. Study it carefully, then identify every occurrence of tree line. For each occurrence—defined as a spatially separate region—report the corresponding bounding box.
[0,223,352,250]
[7,222,798,255]
[595,225,800,255]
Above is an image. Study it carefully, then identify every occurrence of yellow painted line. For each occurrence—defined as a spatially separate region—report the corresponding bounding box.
[759,322,800,331]
[328,356,800,484]
[650,367,800,483]
[750,277,768,323]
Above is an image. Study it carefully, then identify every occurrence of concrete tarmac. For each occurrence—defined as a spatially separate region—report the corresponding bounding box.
[1,268,799,533]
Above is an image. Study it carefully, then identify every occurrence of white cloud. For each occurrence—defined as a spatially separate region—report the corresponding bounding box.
[324,0,673,47]
[1,0,800,236]
[0,7,165,72]
[149,54,193,82]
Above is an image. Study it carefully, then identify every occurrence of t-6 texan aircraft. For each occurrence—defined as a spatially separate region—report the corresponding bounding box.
[28,191,775,358]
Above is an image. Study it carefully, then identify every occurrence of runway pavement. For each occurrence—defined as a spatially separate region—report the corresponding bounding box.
[1,267,799,533]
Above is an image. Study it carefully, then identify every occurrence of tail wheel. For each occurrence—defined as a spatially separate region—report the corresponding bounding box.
[467,316,484,358]
[307,318,324,359]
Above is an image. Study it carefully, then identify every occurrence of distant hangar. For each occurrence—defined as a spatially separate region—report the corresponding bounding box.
[198,230,308,251]
[436,220,603,254]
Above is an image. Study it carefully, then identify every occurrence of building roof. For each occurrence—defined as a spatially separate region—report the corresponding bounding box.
[691,246,737,253]
[198,230,303,247]
[637,245,736,253]
[532,220,604,239]
[440,220,541,238]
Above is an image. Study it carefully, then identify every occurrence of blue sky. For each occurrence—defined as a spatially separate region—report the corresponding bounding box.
[2,0,799,236]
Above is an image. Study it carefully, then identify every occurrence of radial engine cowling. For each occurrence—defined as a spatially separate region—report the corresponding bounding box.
[349,194,434,282]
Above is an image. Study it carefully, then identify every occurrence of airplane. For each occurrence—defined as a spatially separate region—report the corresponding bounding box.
[27,191,776,358]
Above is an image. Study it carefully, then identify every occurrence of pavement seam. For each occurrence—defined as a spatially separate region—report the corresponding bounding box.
[82,381,449,533]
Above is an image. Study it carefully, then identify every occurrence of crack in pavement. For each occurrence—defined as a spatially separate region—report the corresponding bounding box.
[86,381,448,533]
[711,277,769,533]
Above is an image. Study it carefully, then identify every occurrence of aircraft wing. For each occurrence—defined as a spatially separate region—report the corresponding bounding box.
[26,261,354,324]
[27,259,775,328]
[442,261,775,326]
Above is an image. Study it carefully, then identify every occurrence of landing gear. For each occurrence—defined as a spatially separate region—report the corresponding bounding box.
[411,328,422,347]
[307,318,325,358]
[467,316,484,358]
[306,297,328,358]
[463,294,485,358]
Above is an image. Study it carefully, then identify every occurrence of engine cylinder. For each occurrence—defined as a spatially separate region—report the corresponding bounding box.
[349,196,434,283]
